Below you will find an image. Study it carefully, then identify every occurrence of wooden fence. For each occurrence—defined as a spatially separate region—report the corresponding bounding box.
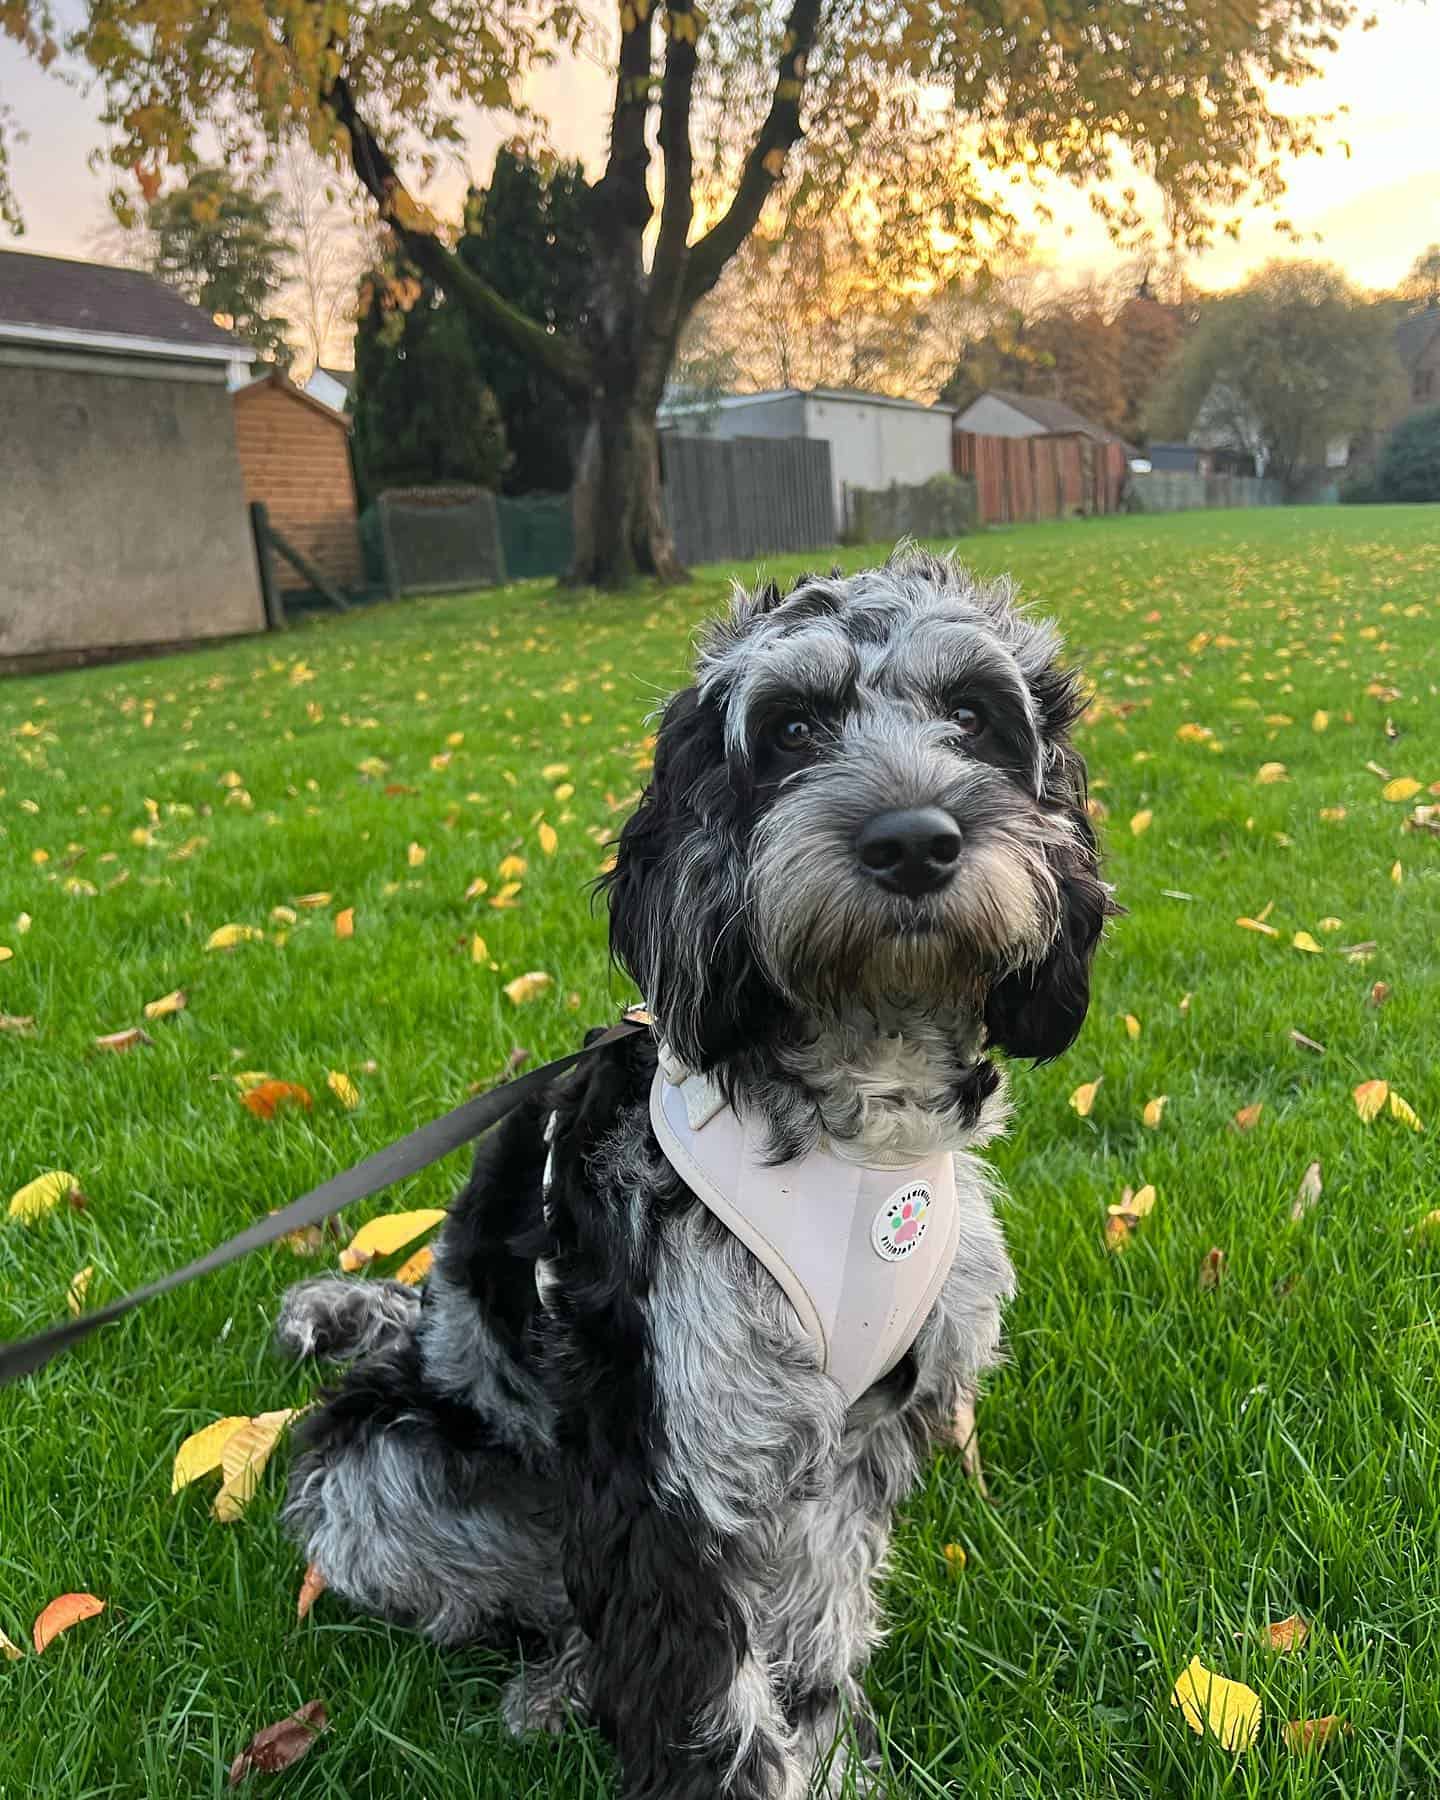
[953,430,1127,525]
[1127,470,1283,513]
[661,432,835,566]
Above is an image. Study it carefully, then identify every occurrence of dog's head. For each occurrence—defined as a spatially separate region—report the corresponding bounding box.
[605,547,1115,1072]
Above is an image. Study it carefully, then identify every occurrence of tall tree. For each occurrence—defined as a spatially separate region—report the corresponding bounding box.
[1146,260,1404,494]
[458,148,592,494]
[8,0,1367,586]
[1398,244,1440,312]
[146,168,294,367]
[279,145,374,378]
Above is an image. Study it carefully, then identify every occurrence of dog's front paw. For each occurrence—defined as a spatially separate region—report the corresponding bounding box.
[502,1654,589,1738]
[273,1275,420,1361]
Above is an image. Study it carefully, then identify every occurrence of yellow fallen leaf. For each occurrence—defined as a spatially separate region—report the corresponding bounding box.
[295,892,332,909]
[553,782,575,803]
[489,881,522,909]
[407,841,426,867]
[1353,1079,1389,1123]
[1123,1013,1141,1039]
[1264,1613,1309,1652]
[67,1265,93,1317]
[943,1543,967,1574]
[1292,931,1322,954]
[1284,1715,1348,1754]
[32,1593,106,1654]
[538,822,558,856]
[231,1070,273,1092]
[464,875,489,900]
[394,1245,433,1285]
[143,989,186,1020]
[1311,710,1329,732]
[0,946,12,964]
[1256,762,1288,784]
[1178,992,1192,1014]
[1175,723,1213,743]
[205,923,264,951]
[339,1209,447,1273]
[1170,1655,1261,1751]
[270,904,298,925]
[1390,860,1403,885]
[1233,1103,1263,1130]
[1236,917,1280,937]
[172,1415,252,1493]
[219,770,244,790]
[504,970,554,1005]
[1388,1090,1423,1132]
[1069,1078,1101,1118]
[8,1169,80,1224]
[334,907,355,939]
[0,1624,22,1660]
[1108,1183,1156,1220]
[1382,777,1421,802]
[1413,1208,1440,1235]
[213,1409,297,1522]
[1318,916,1343,932]
[1143,1096,1168,1128]
[326,1070,360,1111]
[498,854,527,881]
[541,763,570,781]
[471,933,488,963]
[1129,809,1153,836]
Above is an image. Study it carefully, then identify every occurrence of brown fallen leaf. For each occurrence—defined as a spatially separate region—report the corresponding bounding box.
[1368,982,1390,1008]
[228,1701,328,1785]
[1264,1613,1310,1652]
[1199,1247,1225,1290]
[94,1026,153,1054]
[241,1080,313,1120]
[1289,1030,1326,1054]
[1291,1161,1323,1223]
[296,1564,328,1621]
[1233,1103,1264,1131]
[33,1592,106,1653]
[0,1013,37,1034]
[1283,1715,1349,1754]
[951,1391,990,1501]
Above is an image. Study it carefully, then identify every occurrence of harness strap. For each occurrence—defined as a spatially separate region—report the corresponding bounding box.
[0,1018,644,1388]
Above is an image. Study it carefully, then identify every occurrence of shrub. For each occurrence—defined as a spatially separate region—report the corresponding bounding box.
[1338,473,1381,505]
[1377,406,1440,502]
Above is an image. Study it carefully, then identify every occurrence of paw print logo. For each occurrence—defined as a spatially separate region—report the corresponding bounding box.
[871,1181,932,1262]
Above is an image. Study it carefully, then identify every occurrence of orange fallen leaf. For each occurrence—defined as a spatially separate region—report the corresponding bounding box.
[1353,1080,1389,1123]
[143,989,187,1020]
[1233,1103,1264,1131]
[334,907,355,939]
[1105,1213,1134,1252]
[94,1026,153,1053]
[1368,981,1390,1008]
[241,1081,313,1120]
[296,1564,328,1622]
[228,1700,328,1785]
[394,1244,433,1285]
[33,1593,106,1653]
[1237,916,1280,937]
[1264,1613,1310,1652]
[1283,1715,1348,1754]
[1068,1078,1101,1118]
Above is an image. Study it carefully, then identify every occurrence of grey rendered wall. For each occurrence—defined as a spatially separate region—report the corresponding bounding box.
[952,395,1036,438]
[0,353,263,664]
[704,395,808,441]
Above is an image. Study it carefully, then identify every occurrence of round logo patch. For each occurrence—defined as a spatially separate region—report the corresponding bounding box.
[871,1181,932,1262]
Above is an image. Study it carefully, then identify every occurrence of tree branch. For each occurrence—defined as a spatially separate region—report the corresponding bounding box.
[681,0,825,312]
[325,77,592,401]
[647,1,699,345]
[593,0,657,241]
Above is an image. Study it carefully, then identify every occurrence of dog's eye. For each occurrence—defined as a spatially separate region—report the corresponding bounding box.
[774,717,815,753]
[950,706,985,739]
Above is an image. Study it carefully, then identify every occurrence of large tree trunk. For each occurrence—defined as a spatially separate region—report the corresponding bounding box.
[567,387,687,589]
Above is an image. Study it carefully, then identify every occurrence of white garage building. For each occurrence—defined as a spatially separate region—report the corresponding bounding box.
[661,386,955,531]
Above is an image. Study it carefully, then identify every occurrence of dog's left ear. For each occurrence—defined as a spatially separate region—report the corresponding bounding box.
[984,746,1117,1063]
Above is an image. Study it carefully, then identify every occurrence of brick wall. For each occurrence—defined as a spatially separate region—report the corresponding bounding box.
[232,378,361,588]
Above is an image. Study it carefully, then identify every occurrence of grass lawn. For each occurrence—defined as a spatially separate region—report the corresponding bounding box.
[2,505,1439,1797]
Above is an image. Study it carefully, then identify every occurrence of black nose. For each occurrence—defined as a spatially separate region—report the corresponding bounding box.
[856,807,963,897]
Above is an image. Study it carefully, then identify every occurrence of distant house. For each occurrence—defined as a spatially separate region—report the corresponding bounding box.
[1145,442,1258,478]
[1394,306,1440,417]
[304,364,354,412]
[232,373,362,592]
[659,386,955,530]
[0,249,263,670]
[953,389,1121,445]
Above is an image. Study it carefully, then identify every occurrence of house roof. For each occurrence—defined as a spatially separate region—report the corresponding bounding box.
[233,370,352,429]
[1394,305,1440,370]
[662,385,953,417]
[971,389,1116,440]
[313,364,354,394]
[0,249,247,364]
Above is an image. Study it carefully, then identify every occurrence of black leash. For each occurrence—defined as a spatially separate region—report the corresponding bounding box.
[0,1017,645,1389]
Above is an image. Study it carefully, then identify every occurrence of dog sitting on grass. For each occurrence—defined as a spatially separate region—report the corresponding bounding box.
[275,547,1114,1799]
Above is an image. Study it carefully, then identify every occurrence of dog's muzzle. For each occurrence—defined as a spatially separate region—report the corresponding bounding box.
[856,807,963,899]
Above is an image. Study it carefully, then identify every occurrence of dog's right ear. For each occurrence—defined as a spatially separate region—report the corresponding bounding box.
[602,686,782,1072]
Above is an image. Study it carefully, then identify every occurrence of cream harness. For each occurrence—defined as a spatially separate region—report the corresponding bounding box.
[648,1053,963,1404]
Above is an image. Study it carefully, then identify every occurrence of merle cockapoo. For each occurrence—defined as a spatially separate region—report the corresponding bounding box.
[275,547,1114,1798]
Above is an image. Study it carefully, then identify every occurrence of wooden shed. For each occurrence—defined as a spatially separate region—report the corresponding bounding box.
[232,373,362,591]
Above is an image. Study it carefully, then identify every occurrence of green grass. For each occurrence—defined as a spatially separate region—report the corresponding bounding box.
[2,506,1438,1797]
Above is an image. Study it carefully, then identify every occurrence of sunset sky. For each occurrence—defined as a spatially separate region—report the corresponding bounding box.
[2,0,1436,304]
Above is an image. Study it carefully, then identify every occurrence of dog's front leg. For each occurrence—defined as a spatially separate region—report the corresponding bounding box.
[556,1221,846,1800]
